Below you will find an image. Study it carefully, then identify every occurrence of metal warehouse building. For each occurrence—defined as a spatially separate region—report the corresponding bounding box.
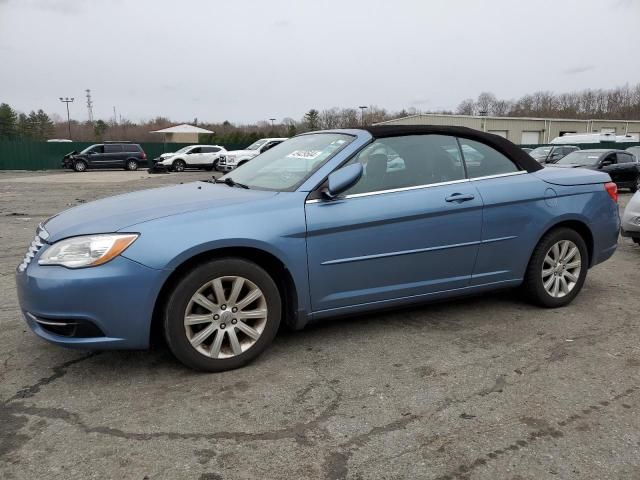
[374,114,640,145]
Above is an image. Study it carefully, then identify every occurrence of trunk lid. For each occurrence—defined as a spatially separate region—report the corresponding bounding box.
[533,166,610,186]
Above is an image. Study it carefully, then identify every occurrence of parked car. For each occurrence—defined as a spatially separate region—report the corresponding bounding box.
[149,145,226,173]
[62,142,147,172]
[216,138,287,172]
[626,145,640,161]
[528,145,579,163]
[548,149,639,192]
[17,126,619,372]
[621,191,640,245]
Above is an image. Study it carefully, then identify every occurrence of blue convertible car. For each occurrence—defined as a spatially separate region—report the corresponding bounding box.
[16,126,620,371]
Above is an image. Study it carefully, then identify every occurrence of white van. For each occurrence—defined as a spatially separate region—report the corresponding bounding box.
[551,132,637,144]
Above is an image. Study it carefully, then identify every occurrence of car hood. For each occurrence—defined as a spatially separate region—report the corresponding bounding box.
[225,150,258,156]
[43,182,278,242]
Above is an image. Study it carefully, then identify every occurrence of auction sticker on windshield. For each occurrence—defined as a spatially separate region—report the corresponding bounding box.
[287,150,323,160]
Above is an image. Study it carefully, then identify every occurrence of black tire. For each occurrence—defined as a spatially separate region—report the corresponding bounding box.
[633,238,640,246]
[212,159,220,171]
[163,258,282,372]
[73,160,87,172]
[522,227,588,308]
[630,179,638,193]
[125,159,138,171]
[173,159,186,172]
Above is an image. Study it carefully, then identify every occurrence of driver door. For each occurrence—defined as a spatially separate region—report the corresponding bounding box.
[305,134,483,314]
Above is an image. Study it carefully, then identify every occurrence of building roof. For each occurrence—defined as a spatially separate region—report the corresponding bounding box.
[366,125,543,173]
[375,113,640,125]
[150,124,214,134]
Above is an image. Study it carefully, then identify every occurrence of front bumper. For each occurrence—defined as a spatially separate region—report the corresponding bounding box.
[16,255,168,350]
[148,161,171,173]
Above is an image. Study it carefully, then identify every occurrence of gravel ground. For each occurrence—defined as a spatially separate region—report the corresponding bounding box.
[0,170,639,480]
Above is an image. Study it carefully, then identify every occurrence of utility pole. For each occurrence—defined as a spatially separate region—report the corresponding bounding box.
[113,106,118,126]
[358,105,368,126]
[269,118,276,128]
[59,97,74,139]
[85,89,94,124]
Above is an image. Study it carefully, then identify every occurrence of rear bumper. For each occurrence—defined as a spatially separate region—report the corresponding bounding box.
[15,256,169,350]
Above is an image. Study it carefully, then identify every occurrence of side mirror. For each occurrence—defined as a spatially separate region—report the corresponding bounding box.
[324,163,363,199]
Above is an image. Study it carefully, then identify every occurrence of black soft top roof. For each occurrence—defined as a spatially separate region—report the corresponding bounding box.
[367,125,543,173]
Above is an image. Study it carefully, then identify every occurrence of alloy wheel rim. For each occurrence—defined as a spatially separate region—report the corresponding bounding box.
[542,240,581,298]
[175,162,184,171]
[184,276,268,359]
[128,161,136,170]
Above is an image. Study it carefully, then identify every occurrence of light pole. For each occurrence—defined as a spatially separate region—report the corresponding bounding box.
[358,105,368,126]
[269,118,276,128]
[59,97,74,139]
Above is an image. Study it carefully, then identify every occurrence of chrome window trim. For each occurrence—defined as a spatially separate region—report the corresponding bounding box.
[304,171,528,204]
[469,170,527,181]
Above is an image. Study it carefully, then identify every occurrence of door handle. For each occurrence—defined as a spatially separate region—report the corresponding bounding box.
[445,193,475,203]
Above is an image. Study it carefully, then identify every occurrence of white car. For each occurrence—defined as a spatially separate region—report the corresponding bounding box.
[154,145,226,172]
[217,138,288,172]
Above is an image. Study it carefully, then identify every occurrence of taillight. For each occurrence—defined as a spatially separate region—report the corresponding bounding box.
[604,182,618,202]
[141,152,147,159]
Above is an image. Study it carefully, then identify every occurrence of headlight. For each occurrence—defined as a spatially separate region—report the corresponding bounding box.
[38,234,138,268]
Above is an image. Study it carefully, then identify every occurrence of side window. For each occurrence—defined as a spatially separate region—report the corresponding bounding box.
[457,138,519,178]
[89,145,104,154]
[344,134,466,195]
[211,147,221,152]
[104,144,123,153]
[122,144,140,153]
[201,147,212,153]
[617,153,633,164]
[604,153,617,164]
[189,147,201,154]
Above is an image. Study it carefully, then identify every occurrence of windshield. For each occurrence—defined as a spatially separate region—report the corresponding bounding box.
[80,144,100,154]
[223,133,354,191]
[556,151,602,166]
[529,147,552,159]
[246,139,269,151]
[173,146,192,154]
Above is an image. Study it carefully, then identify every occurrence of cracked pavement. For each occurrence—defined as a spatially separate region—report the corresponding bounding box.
[1,170,639,479]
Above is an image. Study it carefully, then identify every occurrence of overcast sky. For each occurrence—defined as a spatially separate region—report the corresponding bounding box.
[1,0,639,124]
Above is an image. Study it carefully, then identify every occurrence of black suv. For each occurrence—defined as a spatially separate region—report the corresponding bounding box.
[62,142,148,172]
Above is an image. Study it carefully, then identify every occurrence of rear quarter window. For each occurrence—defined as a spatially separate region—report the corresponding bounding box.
[457,138,519,178]
[104,144,123,153]
[122,144,141,152]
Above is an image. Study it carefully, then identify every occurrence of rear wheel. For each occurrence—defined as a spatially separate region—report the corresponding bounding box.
[522,227,588,307]
[630,177,639,193]
[73,160,87,172]
[125,159,138,171]
[173,159,186,172]
[163,258,281,372]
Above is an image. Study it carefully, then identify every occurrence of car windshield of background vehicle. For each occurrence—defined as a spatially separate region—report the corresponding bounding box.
[529,147,552,159]
[224,133,353,191]
[246,139,269,151]
[556,151,601,166]
[80,145,99,154]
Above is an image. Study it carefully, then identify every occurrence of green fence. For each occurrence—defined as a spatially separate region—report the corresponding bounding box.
[1,140,639,171]
[0,141,250,170]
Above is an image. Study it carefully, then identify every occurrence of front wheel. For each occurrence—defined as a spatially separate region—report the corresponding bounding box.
[73,160,87,172]
[522,227,588,308]
[163,258,281,372]
[172,159,186,172]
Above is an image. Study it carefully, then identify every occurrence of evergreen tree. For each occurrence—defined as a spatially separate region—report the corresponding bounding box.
[304,109,320,130]
[93,119,108,140]
[16,113,31,139]
[0,103,18,139]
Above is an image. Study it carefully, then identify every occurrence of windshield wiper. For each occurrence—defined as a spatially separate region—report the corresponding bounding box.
[215,177,250,189]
